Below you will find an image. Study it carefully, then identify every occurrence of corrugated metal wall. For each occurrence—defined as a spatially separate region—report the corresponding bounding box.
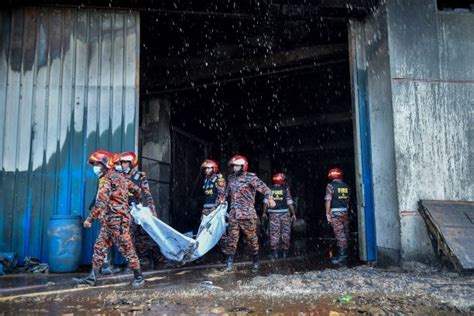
[0,7,140,264]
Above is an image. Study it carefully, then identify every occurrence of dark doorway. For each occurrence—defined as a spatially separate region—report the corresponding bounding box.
[139,3,366,260]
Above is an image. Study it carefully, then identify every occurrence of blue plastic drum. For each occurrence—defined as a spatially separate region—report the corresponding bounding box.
[47,215,82,273]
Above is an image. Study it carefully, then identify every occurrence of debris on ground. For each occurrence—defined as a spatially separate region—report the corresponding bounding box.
[16,257,49,274]
[339,294,353,304]
[1,262,473,314]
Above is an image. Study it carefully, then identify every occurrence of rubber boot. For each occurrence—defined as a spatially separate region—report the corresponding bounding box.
[282,249,289,258]
[270,249,279,260]
[224,254,234,272]
[101,248,121,275]
[251,254,260,273]
[131,269,145,288]
[73,268,98,286]
[331,247,348,266]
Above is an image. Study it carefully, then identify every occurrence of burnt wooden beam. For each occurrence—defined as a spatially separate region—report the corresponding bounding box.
[146,43,347,89]
[269,0,378,19]
[240,112,352,130]
[278,141,353,154]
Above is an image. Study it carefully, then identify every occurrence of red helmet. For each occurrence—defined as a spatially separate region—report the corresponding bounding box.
[328,168,343,180]
[88,150,112,168]
[272,172,286,185]
[201,159,219,173]
[111,153,121,166]
[120,151,139,168]
[228,154,248,172]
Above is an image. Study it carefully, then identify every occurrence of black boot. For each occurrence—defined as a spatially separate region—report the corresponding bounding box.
[101,248,121,275]
[251,254,260,273]
[331,248,348,266]
[270,249,279,260]
[73,268,98,286]
[224,254,234,272]
[131,269,145,288]
[282,249,289,258]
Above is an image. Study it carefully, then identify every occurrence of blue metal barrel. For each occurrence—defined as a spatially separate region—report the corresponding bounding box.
[47,215,82,273]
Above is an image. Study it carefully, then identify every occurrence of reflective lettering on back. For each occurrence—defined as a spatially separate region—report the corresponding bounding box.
[337,187,349,200]
[272,189,284,201]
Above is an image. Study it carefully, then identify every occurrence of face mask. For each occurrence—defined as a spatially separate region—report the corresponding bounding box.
[123,167,131,174]
[115,165,122,172]
[93,165,103,177]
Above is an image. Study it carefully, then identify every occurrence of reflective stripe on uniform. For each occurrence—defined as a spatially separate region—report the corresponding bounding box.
[331,207,348,213]
[268,208,289,213]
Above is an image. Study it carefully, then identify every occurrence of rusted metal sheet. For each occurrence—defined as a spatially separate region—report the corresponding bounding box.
[419,200,474,273]
[0,7,140,264]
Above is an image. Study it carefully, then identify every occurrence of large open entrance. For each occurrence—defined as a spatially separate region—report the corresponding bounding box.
[138,4,367,261]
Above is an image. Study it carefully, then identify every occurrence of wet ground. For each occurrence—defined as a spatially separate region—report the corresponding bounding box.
[1,256,473,315]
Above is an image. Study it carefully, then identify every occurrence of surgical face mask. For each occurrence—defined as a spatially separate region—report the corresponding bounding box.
[93,165,103,177]
[232,165,242,173]
[123,167,131,174]
[115,164,122,172]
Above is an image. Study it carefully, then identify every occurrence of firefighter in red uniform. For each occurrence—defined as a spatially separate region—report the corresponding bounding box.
[118,151,161,269]
[324,168,351,266]
[262,173,296,259]
[200,159,226,217]
[99,153,124,275]
[196,159,226,264]
[73,150,145,287]
[222,155,276,273]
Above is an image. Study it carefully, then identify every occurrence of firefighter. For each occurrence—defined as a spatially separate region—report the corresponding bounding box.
[262,173,296,259]
[99,153,123,275]
[200,159,226,217]
[195,159,226,264]
[119,151,161,270]
[222,155,276,273]
[73,150,145,287]
[324,168,351,266]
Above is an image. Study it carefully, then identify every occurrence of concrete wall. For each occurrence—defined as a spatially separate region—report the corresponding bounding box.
[386,0,474,261]
[140,97,172,224]
[352,0,474,264]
